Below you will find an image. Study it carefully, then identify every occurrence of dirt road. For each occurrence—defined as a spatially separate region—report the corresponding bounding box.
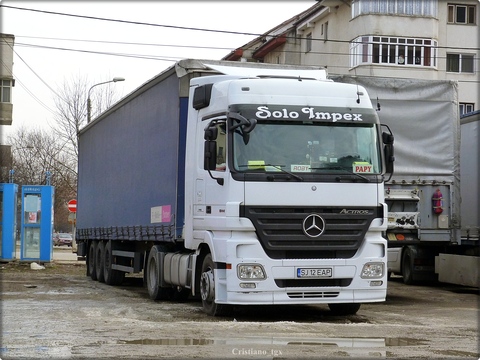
[1,259,478,359]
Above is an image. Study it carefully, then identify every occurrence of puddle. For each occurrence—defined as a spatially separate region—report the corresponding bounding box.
[118,336,427,347]
[116,336,438,359]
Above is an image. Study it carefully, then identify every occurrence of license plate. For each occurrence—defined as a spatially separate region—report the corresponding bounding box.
[296,268,332,278]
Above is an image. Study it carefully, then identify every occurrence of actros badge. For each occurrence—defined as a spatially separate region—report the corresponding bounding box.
[302,214,326,238]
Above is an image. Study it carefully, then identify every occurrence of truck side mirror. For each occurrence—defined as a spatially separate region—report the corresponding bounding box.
[203,121,224,186]
[204,122,218,170]
[204,140,217,171]
[382,127,395,178]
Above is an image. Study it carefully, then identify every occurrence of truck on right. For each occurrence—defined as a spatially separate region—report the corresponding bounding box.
[332,75,479,287]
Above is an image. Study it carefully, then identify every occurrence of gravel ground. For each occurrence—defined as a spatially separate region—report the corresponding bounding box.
[1,259,478,360]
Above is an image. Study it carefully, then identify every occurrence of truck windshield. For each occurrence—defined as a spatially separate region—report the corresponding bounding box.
[232,121,381,175]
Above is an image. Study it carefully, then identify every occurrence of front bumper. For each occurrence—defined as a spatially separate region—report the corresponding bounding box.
[214,233,387,305]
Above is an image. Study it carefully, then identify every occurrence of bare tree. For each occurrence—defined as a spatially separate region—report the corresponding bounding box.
[7,127,77,231]
[52,74,120,165]
[5,75,121,231]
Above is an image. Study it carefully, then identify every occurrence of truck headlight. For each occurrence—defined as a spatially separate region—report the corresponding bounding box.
[361,262,384,279]
[237,264,266,280]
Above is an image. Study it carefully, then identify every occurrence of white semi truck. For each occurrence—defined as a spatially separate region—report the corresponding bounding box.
[75,60,394,316]
[333,75,479,287]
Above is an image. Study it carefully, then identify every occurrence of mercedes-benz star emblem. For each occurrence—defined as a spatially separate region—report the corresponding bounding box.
[302,214,326,238]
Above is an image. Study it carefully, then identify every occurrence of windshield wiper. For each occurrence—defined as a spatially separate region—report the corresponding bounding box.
[310,165,370,182]
[264,164,304,181]
[238,164,304,181]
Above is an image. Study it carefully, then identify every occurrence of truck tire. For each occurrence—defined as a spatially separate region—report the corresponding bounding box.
[95,241,105,283]
[200,253,233,317]
[328,303,361,315]
[88,241,98,281]
[402,247,414,285]
[103,240,125,286]
[146,245,172,300]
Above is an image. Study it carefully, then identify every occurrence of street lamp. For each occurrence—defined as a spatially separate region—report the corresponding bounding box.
[87,77,125,123]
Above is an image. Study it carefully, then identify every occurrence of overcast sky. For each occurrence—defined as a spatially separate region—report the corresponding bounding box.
[0,1,316,142]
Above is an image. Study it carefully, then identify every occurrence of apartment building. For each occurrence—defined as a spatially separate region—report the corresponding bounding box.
[0,33,14,126]
[223,0,478,115]
[0,34,15,181]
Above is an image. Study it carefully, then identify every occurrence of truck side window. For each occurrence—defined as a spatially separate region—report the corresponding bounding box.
[216,123,226,171]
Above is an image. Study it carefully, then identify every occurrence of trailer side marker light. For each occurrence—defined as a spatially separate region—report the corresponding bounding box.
[396,234,405,241]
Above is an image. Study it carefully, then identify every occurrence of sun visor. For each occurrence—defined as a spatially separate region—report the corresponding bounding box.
[204,63,327,81]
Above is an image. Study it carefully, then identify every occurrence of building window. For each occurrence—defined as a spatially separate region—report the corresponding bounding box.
[446,53,475,73]
[306,33,312,53]
[1,80,12,103]
[459,103,475,115]
[352,0,437,18]
[324,22,328,42]
[350,36,437,68]
[448,4,476,24]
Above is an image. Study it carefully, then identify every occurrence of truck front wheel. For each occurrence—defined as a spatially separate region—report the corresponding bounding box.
[200,253,232,317]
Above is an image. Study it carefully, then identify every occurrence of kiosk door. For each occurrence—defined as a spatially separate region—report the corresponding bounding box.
[20,186,54,262]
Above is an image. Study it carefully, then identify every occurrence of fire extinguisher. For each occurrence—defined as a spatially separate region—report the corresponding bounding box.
[432,188,443,214]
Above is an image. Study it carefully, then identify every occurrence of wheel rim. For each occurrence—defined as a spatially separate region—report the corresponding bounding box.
[200,269,214,302]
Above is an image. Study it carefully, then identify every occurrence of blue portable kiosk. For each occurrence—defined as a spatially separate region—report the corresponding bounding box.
[0,183,18,261]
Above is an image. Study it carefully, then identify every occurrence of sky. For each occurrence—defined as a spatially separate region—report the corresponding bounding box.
[0,1,316,143]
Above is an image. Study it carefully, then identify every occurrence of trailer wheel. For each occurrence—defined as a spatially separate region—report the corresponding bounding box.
[88,241,98,281]
[328,303,361,315]
[200,253,233,317]
[103,240,125,286]
[402,248,414,285]
[146,245,172,300]
[95,241,105,283]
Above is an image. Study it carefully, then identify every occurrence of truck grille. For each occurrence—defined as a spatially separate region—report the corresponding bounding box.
[287,291,340,299]
[240,206,381,259]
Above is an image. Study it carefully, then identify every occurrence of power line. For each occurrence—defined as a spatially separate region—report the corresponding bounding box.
[4,5,479,52]
[0,4,262,37]
[12,74,57,115]
[15,42,185,62]
[1,38,58,114]
[12,48,67,102]
[14,40,480,77]
[15,35,236,52]
[2,5,478,95]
